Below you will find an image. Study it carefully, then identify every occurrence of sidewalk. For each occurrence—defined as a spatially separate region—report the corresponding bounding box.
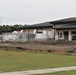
[0,66,76,75]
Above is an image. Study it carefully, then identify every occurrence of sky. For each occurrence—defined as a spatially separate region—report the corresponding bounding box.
[0,0,76,25]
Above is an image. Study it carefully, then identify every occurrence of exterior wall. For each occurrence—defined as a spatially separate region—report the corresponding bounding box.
[42,28,54,38]
[23,29,34,34]
[35,31,47,40]
[59,31,64,40]
[23,27,54,39]
[54,24,66,41]
[23,28,53,33]
[21,22,76,41]
[55,29,74,41]
[55,30,58,40]
[54,23,73,41]
[2,33,20,42]
[2,32,35,42]
[68,31,72,41]
[54,24,66,28]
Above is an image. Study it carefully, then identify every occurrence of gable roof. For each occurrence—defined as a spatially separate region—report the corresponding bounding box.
[20,22,53,29]
[54,24,76,30]
[50,17,76,24]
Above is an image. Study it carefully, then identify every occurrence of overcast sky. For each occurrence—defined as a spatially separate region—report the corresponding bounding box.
[0,0,76,25]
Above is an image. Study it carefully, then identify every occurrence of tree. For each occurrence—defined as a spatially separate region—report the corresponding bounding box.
[0,24,27,34]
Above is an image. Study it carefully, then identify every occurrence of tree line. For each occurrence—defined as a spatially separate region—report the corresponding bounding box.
[0,24,26,34]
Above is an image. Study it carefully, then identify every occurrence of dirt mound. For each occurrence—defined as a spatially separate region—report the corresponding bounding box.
[0,41,76,55]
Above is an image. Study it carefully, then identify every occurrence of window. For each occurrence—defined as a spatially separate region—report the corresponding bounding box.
[60,32,62,38]
[36,31,43,33]
[36,29,43,33]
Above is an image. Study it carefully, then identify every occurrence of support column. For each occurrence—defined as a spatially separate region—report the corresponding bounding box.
[55,30,59,40]
[68,31,72,41]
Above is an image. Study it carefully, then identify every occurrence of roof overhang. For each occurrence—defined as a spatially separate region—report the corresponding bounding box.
[54,23,76,30]
[20,22,53,29]
[54,28,76,30]
[50,21,76,24]
[50,17,76,24]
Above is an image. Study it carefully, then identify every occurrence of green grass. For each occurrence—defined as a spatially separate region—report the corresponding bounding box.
[34,70,76,75]
[0,50,76,72]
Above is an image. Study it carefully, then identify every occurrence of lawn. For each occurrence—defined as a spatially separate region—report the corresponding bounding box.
[0,49,76,72]
[34,70,76,75]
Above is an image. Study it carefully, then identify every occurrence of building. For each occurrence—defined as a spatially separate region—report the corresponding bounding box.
[50,17,76,41]
[20,17,76,41]
[20,22,54,40]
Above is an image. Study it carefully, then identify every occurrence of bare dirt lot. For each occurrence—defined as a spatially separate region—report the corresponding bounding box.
[0,40,76,55]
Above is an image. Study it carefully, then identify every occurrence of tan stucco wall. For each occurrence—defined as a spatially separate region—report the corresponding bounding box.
[23,28,53,33]
[23,28,53,39]
[23,29,34,34]
[54,24,66,28]
[55,30,59,40]
[68,31,72,41]
[42,28,53,31]
[42,28,53,38]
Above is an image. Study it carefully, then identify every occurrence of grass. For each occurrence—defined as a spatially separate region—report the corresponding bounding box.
[0,49,76,72]
[33,70,76,75]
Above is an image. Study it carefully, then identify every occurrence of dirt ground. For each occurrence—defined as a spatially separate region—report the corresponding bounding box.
[0,40,76,55]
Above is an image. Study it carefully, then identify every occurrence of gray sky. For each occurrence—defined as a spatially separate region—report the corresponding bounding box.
[0,0,76,25]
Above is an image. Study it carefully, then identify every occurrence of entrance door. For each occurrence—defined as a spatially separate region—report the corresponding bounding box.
[64,31,68,41]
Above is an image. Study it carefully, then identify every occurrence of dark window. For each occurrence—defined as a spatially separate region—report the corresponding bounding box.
[36,31,43,33]
[60,33,62,38]
[36,29,43,33]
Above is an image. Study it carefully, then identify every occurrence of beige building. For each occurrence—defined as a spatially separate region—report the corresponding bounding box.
[20,22,54,40]
[50,17,76,41]
[20,17,76,41]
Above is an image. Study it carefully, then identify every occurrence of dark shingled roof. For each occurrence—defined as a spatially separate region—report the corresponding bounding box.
[54,24,76,30]
[20,22,53,29]
[50,17,76,24]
